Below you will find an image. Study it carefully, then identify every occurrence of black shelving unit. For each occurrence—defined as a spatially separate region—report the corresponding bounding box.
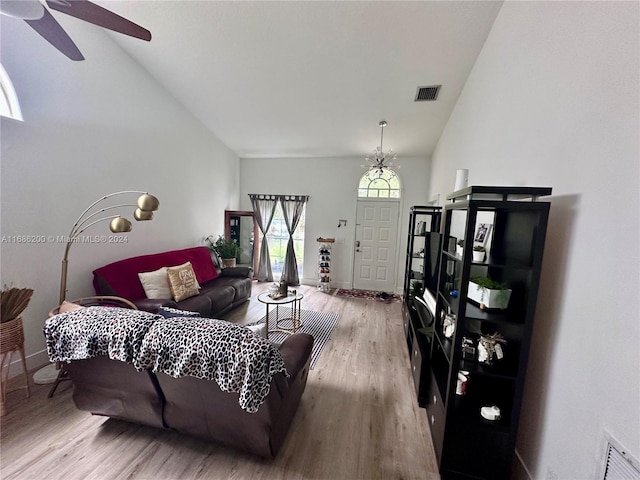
[228,215,241,262]
[401,206,442,407]
[427,186,551,479]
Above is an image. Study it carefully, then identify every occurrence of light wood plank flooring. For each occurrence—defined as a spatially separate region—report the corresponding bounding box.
[0,282,439,479]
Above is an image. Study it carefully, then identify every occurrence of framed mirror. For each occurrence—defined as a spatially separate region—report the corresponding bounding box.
[224,210,258,278]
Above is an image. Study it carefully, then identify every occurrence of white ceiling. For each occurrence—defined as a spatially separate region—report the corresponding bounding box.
[82,1,503,158]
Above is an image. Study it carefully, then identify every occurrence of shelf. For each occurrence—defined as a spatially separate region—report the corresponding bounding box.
[427,186,551,479]
[464,302,518,324]
[433,330,452,364]
[443,250,534,271]
[317,241,332,292]
[447,185,552,202]
[459,359,519,380]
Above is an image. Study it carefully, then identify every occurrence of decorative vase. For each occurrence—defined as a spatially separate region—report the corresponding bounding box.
[472,251,485,262]
[221,258,236,269]
[467,281,512,310]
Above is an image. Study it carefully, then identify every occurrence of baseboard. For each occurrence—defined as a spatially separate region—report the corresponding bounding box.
[514,448,534,480]
[1,348,49,379]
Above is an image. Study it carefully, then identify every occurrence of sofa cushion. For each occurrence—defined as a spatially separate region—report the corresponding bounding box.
[177,285,235,317]
[167,262,201,302]
[138,267,171,299]
[93,247,219,300]
[206,276,252,302]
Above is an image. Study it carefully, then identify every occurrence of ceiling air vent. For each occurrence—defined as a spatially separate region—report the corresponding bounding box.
[415,85,441,102]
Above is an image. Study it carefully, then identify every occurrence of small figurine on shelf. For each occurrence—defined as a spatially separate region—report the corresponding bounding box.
[461,337,476,360]
[477,332,507,365]
[442,313,456,338]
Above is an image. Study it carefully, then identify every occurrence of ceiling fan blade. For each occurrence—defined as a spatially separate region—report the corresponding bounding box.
[46,0,151,41]
[25,8,84,61]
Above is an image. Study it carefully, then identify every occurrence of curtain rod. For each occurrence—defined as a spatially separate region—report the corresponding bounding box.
[248,194,310,201]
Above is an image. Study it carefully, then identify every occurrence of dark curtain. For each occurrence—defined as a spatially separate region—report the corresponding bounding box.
[279,195,309,285]
[249,194,278,282]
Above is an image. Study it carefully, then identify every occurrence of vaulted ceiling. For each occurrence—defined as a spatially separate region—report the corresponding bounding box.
[11,1,504,159]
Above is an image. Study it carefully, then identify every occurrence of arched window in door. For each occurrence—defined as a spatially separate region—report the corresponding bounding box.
[358,168,401,198]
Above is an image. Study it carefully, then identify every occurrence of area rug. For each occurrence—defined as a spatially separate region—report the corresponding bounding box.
[335,289,403,303]
[252,308,340,369]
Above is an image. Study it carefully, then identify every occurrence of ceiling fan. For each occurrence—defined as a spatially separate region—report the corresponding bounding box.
[0,0,151,61]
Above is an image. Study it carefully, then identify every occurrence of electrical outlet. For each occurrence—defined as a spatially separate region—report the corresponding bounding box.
[546,466,559,480]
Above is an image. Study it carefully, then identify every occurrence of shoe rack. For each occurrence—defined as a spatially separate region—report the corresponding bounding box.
[316,237,335,293]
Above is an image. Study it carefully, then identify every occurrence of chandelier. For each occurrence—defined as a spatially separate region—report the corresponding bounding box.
[365,120,398,176]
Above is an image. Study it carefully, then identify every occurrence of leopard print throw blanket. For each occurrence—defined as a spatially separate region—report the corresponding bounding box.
[45,307,287,413]
[45,306,158,364]
[135,317,287,413]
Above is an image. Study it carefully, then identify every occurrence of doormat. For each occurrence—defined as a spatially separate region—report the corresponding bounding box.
[335,289,402,303]
[251,308,340,369]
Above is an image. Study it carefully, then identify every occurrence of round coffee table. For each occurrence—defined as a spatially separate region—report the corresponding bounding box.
[257,291,304,338]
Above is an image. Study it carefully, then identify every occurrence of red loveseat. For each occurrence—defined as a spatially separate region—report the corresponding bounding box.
[92,246,252,317]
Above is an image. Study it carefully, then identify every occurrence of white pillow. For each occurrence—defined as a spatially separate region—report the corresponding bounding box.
[138,267,171,299]
[247,323,267,338]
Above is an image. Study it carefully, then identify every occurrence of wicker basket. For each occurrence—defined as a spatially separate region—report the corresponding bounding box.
[1,316,29,415]
[0,317,25,354]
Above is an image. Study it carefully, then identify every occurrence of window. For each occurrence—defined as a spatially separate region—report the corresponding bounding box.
[0,64,23,121]
[263,204,306,279]
[358,168,401,198]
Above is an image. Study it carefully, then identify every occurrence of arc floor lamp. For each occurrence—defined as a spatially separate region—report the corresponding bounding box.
[58,190,160,303]
[37,190,159,396]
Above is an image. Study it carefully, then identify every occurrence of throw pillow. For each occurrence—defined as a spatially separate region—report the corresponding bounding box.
[158,306,201,318]
[138,267,172,299]
[166,262,201,302]
[59,301,85,313]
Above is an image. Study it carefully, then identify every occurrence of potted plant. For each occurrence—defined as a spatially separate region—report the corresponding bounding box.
[206,235,242,268]
[472,245,485,262]
[468,276,511,310]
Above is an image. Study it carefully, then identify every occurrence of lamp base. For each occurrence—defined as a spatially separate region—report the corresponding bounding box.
[33,363,59,385]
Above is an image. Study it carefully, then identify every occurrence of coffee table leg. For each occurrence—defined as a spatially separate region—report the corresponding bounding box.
[294,297,302,332]
[265,304,270,339]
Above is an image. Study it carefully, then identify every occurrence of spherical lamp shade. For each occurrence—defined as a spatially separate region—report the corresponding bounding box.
[110,217,132,233]
[137,194,159,212]
[134,208,153,221]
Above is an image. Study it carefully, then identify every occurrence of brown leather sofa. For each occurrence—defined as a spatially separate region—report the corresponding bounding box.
[64,333,313,458]
[92,246,252,317]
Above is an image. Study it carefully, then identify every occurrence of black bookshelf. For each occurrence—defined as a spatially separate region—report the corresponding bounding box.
[401,206,442,407]
[428,186,551,479]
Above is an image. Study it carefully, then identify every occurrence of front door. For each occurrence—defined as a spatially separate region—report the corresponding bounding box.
[353,200,400,292]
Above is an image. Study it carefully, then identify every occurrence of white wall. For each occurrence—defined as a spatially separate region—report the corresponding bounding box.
[1,18,239,370]
[240,156,431,290]
[428,2,639,479]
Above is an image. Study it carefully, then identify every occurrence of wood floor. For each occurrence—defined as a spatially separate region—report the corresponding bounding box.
[0,282,440,480]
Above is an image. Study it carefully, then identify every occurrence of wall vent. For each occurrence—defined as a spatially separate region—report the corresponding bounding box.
[414,85,441,102]
[601,436,640,480]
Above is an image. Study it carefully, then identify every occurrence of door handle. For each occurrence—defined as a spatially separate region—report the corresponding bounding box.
[356,240,360,252]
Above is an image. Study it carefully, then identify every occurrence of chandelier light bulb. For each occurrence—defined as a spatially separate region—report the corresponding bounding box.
[365,120,398,173]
